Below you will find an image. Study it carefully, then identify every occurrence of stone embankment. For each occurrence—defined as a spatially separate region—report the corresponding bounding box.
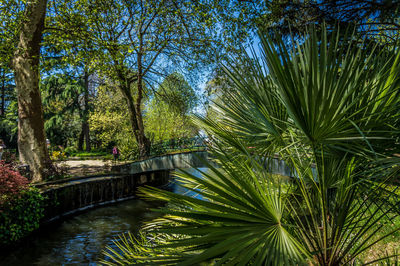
[37,170,170,223]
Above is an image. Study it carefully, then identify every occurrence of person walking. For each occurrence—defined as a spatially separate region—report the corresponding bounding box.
[112,146,120,162]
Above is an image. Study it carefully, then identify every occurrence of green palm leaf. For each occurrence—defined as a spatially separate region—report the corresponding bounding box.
[101,24,400,265]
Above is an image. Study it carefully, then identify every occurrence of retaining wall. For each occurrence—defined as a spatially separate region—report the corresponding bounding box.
[38,170,170,223]
[37,151,301,224]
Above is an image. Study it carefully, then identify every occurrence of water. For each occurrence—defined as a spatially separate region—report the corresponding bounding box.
[0,168,207,266]
[0,199,161,265]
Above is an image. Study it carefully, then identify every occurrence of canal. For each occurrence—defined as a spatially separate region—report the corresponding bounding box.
[0,168,207,265]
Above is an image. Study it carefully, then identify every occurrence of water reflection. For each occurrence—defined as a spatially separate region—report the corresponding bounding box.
[0,168,209,265]
[0,199,160,265]
[167,167,208,200]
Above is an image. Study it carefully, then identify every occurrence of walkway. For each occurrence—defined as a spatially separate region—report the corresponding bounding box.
[57,160,124,177]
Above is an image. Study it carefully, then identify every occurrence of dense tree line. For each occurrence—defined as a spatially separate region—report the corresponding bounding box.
[0,0,265,181]
[0,0,399,181]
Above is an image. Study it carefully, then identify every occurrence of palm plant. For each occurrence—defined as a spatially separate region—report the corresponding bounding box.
[101,25,400,265]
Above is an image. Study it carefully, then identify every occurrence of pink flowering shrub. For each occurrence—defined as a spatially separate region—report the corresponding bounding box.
[0,162,29,204]
[0,162,45,245]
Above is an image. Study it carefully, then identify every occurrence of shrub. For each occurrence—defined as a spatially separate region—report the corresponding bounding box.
[0,188,45,245]
[43,163,69,181]
[64,146,77,156]
[0,150,17,164]
[50,151,66,161]
[0,163,45,245]
[0,162,29,204]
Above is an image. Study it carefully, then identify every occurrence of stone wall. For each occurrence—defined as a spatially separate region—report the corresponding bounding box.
[39,170,170,223]
[38,151,303,224]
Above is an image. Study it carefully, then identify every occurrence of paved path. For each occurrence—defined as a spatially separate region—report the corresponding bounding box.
[61,160,111,167]
[57,160,123,177]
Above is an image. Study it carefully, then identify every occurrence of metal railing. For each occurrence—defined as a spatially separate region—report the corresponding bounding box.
[128,137,208,160]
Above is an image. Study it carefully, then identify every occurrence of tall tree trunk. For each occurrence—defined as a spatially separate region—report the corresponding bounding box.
[110,46,150,158]
[135,73,150,157]
[83,122,90,151]
[83,70,91,151]
[78,124,84,151]
[119,84,150,159]
[12,0,50,182]
[134,48,151,158]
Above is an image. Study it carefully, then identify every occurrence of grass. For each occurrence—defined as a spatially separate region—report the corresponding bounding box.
[357,197,400,264]
[70,151,109,158]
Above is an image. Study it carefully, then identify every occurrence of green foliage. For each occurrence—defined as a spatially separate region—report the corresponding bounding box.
[157,73,199,115]
[50,0,259,79]
[0,188,46,245]
[146,73,199,142]
[49,151,66,161]
[258,1,400,44]
[0,99,18,144]
[44,0,265,158]
[0,60,17,147]
[41,74,87,147]
[102,25,400,265]
[91,79,199,159]
[89,85,136,155]
[0,1,23,68]
[101,231,197,265]
[63,146,77,156]
[71,151,108,158]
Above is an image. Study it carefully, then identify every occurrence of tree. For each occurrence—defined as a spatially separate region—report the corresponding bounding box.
[83,0,215,158]
[103,26,400,265]
[50,0,264,159]
[41,74,87,148]
[0,1,19,118]
[145,73,198,142]
[261,0,400,43]
[90,74,198,158]
[0,68,14,117]
[0,1,19,146]
[43,4,97,152]
[11,0,51,182]
[0,99,18,149]
[89,85,137,157]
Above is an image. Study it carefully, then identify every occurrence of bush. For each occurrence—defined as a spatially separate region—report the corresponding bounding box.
[0,163,45,245]
[50,150,66,161]
[0,162,29,204]
[64,146,77,156]
[0,150,18,164]
[43,163,69,181]
[0,188,45,245]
